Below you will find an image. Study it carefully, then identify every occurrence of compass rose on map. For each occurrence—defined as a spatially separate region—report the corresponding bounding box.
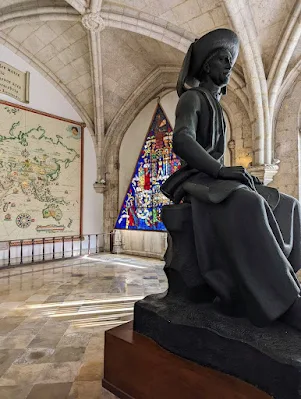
[16,213,32,228]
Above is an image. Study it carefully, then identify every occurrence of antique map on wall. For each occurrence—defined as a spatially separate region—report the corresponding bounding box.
[0,101,84,241]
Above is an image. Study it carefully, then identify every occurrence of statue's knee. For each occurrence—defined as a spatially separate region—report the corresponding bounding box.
[162,203,192,232]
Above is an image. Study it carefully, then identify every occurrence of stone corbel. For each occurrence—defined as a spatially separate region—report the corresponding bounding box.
[93,180,106,193]
[248,163,280,186]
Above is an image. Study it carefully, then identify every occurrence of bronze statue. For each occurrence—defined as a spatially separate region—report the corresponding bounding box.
[161,28,301,331]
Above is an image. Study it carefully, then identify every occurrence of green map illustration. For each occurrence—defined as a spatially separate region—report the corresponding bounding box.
[0,103,82,240]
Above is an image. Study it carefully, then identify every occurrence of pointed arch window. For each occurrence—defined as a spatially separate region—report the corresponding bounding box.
[115,103,181,231]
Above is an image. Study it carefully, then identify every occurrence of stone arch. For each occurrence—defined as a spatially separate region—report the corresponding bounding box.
[0,7,80,30]
[272,60,301,166]
[274,59,301,130]
[267,1,301,167]
[268,1,301,129]
[222,0,269,164]
[103,67,178,245]
[222,90,253,169]
[104,66,250,162]
[0,32,95,141]
[100,5,261,171]
[272,75,301,198]
[102,66,253,243]
[0,6,94,135]
[100,9,249,118]
[65,0,86,14]
[100,6,195,53]
[0,5,249,164]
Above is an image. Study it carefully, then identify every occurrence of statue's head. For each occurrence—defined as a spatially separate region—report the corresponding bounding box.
[198,48,233,88]
[177,29,239,97]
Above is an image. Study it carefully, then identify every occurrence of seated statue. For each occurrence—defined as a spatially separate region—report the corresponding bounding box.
[160,28,301,331]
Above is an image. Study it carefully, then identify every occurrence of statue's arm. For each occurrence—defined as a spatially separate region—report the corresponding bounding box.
[172,90,222,178]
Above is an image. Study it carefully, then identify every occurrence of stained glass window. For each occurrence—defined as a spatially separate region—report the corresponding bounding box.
[115,103,181,231]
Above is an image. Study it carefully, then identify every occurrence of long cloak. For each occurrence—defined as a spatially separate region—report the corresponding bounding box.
[161,87,301,326]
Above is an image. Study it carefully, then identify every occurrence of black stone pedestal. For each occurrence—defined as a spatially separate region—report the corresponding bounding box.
[133,203,301,399]
[134,294,301,399]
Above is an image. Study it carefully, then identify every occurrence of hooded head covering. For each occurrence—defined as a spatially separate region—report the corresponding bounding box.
[177,29,240,97]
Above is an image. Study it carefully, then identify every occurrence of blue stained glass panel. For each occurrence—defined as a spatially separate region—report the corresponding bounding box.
[115,103,181,231]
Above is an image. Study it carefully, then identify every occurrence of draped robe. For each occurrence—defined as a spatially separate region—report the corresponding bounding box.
[161,87,301,327]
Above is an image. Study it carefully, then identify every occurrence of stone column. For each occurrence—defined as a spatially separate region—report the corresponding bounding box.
[82,0,106,190]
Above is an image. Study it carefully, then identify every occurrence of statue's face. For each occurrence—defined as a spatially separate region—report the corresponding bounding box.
[204,49,233,87]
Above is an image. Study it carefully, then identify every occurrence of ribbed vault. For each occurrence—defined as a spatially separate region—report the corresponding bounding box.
[0,0,300,238]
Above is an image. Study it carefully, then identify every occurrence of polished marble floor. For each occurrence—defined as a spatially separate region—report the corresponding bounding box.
[0,254,166,399]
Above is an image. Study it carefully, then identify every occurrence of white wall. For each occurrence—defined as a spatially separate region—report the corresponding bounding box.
[0,45,102,258]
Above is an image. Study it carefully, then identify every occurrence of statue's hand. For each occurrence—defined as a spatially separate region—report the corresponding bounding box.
[218,166,256,191]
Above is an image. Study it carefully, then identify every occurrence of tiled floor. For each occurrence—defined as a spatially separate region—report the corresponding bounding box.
[0,254,167,398]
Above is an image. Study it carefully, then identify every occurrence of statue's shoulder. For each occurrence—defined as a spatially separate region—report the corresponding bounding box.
[189,87,213,103]
[178,88,208,109]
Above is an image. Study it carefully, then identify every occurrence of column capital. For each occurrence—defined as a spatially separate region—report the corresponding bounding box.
[248,163,279,185]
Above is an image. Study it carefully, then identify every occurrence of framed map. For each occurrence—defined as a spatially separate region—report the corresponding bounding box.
[0,100,84,241]
[115,103,181,231]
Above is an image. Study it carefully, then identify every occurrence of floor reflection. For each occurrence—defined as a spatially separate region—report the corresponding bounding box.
[0,253,166,398]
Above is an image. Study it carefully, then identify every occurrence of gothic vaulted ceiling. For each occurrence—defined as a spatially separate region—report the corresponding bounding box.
[0,0,300,169]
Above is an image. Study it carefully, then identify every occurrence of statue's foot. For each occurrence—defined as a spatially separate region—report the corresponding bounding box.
[280,296,301,331]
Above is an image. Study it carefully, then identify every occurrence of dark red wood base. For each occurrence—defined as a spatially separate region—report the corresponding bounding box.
[102,321,272,399]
